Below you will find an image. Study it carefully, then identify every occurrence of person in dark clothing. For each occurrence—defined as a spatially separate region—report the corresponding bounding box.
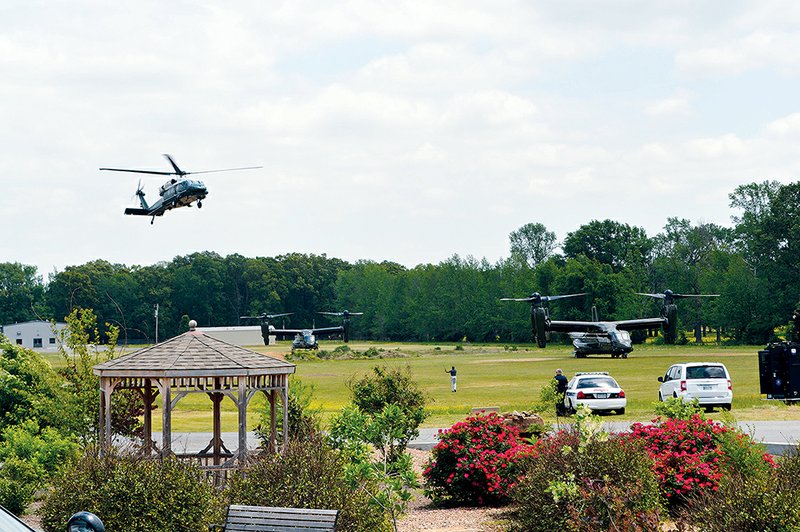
[446,366,457,392]
[554,368,568,415]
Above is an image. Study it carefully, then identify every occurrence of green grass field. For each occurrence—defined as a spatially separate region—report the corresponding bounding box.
[43,340,800,432]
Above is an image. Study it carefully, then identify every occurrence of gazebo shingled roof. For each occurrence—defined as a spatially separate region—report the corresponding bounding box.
[94,327,295,475]
[94,329,295,377]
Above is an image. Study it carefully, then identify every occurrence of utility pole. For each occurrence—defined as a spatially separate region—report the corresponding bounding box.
[154,304,159,344]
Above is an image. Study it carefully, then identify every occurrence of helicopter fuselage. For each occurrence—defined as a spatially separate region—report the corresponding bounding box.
[151,178,208,215]
[292,330,318,350]
[569,328,633,358]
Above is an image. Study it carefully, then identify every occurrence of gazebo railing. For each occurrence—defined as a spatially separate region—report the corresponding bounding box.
[175,452,237,486]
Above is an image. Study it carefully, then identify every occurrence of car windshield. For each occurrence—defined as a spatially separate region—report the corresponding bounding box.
[0,505,34,531]
[576,377,617,389]
[686,366,726,379]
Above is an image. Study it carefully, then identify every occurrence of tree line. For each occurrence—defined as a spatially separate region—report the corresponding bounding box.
[1,180,797,344]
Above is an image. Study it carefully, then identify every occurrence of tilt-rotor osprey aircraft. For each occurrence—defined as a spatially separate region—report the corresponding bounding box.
[100,154,262,224]
[636,290,719,344]
[239,312,294,346]
[501,291,667,358]
[241,310,362,350]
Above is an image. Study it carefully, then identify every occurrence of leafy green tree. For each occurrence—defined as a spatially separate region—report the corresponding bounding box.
[56,308,143,441]
[509,222,558,269]
[0,262,48,325]
[649,218,734,341]
[729,180,800,329]
[563,219,652,272]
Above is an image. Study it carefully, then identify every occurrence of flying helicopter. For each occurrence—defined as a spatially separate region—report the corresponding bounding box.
[502,291,668,358]
[100,154,262,224]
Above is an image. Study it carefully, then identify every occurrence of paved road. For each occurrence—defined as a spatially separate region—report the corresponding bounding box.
[411,421,800,454]
[146,420,800,456]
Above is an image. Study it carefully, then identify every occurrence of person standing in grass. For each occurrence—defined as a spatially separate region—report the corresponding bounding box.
[554,368,568,415]
[446,366,457,392]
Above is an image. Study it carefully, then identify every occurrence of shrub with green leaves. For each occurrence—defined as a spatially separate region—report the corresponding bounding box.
[510,408,663,531]
[228,437,391,532]
[0,339,74,435]
[40,449,222,532]
[0,419,80,514]
[348,366,428,462]
[652,396,704,420]
[677,450,800,531]
[327,404,419,528]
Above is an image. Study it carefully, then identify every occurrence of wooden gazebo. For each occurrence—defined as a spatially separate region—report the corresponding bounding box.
[93,322,296,470]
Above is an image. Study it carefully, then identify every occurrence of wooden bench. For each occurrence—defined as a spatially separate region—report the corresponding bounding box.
[210,505,339,531]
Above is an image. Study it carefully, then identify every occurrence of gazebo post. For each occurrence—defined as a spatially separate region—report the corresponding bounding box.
[143,379,153,455]
[161,378,172,457]
[269,389,277,451]
[211,378,223,465]
[281,385,289,451]
[98,381,107,451]
[238,378,247,463]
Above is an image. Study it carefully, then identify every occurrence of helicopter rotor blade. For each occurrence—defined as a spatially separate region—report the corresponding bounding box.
[542,293,587,303]
[185,166,263,175]
[636,292,666,300]
[163,154,185,175]
[636,292,719,300]
[100,168,175,175]
[500,297,535,302]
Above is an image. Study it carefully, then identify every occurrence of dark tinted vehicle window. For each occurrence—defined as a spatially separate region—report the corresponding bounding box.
[686,366,726,379]
[577,377,617,389]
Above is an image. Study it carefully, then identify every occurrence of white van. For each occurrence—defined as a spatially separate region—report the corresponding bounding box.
[657,362,732,411]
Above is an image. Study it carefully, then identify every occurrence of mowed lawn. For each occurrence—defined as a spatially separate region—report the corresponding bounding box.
[42,340,799,432]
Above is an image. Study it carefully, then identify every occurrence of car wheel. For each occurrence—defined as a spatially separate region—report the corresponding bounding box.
[622,353,628,359]
[568,401,576,415]
[705,406,714,413]
[616,408,625,415]
[658,391,664,402]
[723,404,732,411]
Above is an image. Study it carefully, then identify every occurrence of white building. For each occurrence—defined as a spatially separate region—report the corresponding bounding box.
[1,320,66,350]
[196,325,273,346]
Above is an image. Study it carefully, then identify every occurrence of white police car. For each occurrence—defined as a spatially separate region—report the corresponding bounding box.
[564,372,627,415]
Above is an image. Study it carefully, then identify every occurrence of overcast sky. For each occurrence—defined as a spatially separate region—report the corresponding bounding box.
[3,1,800,278]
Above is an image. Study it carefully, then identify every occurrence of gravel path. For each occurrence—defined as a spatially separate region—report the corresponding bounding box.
[397,449,506,532]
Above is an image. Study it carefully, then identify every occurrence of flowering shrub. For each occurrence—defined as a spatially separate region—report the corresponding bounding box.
[422,413,532,506]
[629,415,726,505]
[510,426,663,531]
[677,449,800,530]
